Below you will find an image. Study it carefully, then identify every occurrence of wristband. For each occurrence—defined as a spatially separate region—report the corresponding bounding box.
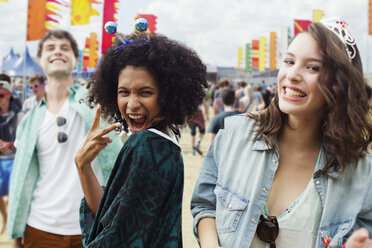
[7,142,12,149]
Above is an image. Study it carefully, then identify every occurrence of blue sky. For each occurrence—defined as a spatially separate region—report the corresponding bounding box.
[0,0,371,72]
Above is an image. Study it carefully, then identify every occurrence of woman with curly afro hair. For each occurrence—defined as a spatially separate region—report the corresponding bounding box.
[75,32,207,247]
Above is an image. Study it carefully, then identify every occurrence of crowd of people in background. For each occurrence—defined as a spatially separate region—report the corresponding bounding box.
[187,78,277,154]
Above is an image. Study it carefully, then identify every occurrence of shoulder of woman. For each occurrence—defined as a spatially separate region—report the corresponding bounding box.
[224,114,256,130]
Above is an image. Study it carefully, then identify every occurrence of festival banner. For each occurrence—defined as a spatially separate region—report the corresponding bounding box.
[82,37,90,69]
[237,47,243,69]
[269,32,277,71]
[101,0,119,54]
[27,0,65,41]
[251,40,259,71]
[136,14,157,35]
[258,36,267,72]
[245,43,251,73]
[89,33,99,68]
[369,0,372,35]
[71,0,100,25]
[294,19,312,36]
[27,0,48,41]
[313,9,324,22]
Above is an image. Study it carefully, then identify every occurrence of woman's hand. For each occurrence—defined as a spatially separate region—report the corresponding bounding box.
[345,228,372,248]
[75,104,121,171]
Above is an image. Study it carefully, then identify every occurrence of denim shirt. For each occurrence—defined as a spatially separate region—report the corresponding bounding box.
[8,84,123,240]
[191,114,372,248]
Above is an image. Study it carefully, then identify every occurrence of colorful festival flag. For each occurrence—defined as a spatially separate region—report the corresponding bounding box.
[245,43,251,73]
[258,36,267,72]
[82,37,90,68]
[313,9,324,22]
[251,40,260,71]
[294,19,312,36]
[89,33,99,68]
[101,0,119,54]
[71,0,100,25]
[269,32,277,71]
[237,47,243,69]
[27,0,64,41]
[27,0,48,41]
[136,14,157,35]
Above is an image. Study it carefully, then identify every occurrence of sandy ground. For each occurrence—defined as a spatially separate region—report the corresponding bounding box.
[0,117,211,248]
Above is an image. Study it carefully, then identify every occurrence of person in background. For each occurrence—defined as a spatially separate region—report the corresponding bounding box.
[234,81,247,110]
[208,88,242,147]
[260,81,272,109]
[254,85,266,111]
[0,74,23,235]
[8,30,122,248]
[212,79,230,115]
[239,84,260,113]
[22,73,46,113]
[188,97,209,156]
[191,18,372,248]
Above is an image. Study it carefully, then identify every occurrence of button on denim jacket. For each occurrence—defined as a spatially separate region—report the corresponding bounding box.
[191,114,372,248]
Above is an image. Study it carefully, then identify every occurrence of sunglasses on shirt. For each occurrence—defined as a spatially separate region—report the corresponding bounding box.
[256,215,279,248]
[57,116,68,143]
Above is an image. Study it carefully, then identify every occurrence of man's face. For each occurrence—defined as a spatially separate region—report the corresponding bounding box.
[30,80,45,97]
[0,88,11,107]
[38,37,77,78]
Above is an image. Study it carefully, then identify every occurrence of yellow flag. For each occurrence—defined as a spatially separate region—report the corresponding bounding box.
[71,0,100,25]
[313,9,324,22]
[0,0,9,2]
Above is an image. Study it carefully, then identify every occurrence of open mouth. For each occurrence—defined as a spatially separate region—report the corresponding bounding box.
[284,87,306,98]
[128,114,147,132]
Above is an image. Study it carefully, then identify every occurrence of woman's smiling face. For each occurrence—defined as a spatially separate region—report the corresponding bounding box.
[277,32,326,119]
[117,66,161,133]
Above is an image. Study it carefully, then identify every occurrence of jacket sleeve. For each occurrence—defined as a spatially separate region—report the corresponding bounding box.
[190,128,225,241]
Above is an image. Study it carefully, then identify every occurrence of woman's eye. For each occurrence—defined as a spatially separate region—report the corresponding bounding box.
[284,60,294,65]
[141,91,153,96]
[118,90,129,95]
[308,66,320,72]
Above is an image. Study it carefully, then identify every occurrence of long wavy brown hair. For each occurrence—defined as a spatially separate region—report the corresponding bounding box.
[250,22,372,174]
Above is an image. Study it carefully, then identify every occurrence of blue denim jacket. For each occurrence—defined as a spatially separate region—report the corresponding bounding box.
[191,114,372,248]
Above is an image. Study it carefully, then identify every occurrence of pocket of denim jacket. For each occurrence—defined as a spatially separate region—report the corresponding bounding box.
[319,219,352,247]
[214,185,248,233]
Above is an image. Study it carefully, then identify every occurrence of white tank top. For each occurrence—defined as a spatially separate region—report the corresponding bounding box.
[27,100,103,235]
[250,179,322,248]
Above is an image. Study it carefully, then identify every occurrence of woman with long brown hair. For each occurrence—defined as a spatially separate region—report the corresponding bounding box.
[191,18,372,248]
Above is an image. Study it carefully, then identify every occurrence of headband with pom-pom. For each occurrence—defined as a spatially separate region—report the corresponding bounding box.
[104,20,149,51]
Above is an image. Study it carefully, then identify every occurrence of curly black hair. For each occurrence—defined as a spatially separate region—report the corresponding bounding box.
[86,33,207,132]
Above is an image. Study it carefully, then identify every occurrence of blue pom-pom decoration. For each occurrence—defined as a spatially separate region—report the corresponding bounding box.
[135,18,148,32]
[105,21,117,34]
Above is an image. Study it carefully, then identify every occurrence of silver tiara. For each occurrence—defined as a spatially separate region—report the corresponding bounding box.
[319,17,356,60]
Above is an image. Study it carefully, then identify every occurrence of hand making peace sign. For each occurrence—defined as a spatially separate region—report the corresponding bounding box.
[75,104,121,171]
